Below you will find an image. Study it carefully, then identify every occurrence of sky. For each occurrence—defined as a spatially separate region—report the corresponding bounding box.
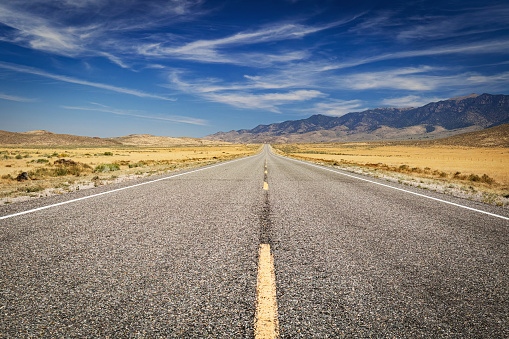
[0,0,508,138]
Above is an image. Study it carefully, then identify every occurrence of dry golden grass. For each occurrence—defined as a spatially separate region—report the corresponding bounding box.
[0,144,260,203]
[272,143,509,202]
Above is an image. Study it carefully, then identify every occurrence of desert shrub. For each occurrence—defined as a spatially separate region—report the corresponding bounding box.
[468,174,481,182]
[1,174,13,180]
[128,162,144,168]
[104,152,113,156]
[439,172,448,178]
[27,162,91,179]
[15,154,23,159]
[453,172,467,180]
[481,174,495,185]
[36,158,49,163]
[59,153,69,157]
[94,163,120,173]
[19,185,45,193]
[398,165,409,171]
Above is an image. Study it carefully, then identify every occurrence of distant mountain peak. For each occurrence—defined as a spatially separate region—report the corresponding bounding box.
[447,93,479,101]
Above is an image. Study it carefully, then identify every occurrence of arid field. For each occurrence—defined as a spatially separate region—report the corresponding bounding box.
[272,142,509,206]
[1,144,260,203]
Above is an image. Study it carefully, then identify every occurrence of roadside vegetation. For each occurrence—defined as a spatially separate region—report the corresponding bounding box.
[0,144,260,204]
[272,143,509,207]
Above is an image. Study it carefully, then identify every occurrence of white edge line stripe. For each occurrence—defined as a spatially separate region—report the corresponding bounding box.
[275,153,509,221]
[0,154,260,221]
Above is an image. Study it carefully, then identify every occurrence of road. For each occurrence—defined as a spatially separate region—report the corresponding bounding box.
[1,145,508,337]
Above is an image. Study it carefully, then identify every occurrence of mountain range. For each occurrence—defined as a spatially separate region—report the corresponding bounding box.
[205,93,509,143]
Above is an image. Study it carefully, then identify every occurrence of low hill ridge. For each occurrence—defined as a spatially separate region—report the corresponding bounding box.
[108,134,226,146]
[0,131,226,146]
[20,130,55,135]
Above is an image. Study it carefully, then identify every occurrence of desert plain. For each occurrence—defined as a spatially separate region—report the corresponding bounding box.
[0,144,260,203]
[272,141,509,207]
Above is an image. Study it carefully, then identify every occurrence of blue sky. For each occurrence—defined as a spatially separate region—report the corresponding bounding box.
[0,0,508,137]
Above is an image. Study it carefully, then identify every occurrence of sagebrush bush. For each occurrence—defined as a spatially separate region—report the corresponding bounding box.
[128,162,144,168]
[94,163,120,173]
[19,185,45,193]
[27,162,91,179]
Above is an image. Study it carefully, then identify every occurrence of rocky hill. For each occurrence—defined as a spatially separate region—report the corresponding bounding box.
[0,131,226,146]
[0,130,121,146]
[107,134,226,146]
[205,93,509,143]
[423,123,509,147]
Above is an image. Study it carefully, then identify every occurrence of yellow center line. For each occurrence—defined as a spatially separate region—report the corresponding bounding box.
[255,244,279,338]
[263,182,269,190]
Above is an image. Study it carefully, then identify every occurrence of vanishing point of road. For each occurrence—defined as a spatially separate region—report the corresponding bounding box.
[1,145,508,337]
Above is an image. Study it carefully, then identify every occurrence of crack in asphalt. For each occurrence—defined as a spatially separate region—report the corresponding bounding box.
[259,162,272,246]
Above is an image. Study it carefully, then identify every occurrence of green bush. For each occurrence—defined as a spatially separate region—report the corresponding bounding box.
[20,185,45,193]
[104,152,113,156]
[128,162,144,168]
[468,174,481,182]
[94,163,120,173]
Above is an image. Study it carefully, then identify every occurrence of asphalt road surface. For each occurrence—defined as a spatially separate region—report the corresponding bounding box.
[1,145,508,337]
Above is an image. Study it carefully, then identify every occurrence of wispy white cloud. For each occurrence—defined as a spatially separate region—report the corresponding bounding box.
[168,71,293,94]
[0,1,206,63]
[0,92,35,102]
[338,68,509,92]
[341,66,438,90]
[169,71,324,112]
[100,52,131,69]
[320,39,509,71]
[305,99,366,116]
[350,5,509,42]
[466,72,509,84]
[396,6,509,41]
[204,90,325,113]
[62,104,207,125]
[0,4,93,56]
[135,19,353,66]
[140,22,335,56]
[0,61,174,100]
